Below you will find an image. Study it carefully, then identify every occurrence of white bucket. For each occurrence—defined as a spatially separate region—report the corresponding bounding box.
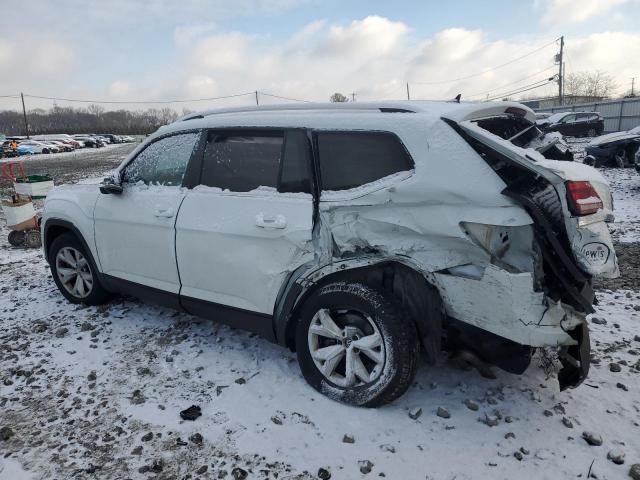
[1,199,36,230]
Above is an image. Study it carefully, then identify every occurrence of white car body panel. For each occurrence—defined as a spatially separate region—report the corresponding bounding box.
[176,188,314,313]
[93,184,185,293]
[43,185,100,261]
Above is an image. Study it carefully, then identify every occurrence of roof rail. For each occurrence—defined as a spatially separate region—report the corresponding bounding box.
[179,102,417,121]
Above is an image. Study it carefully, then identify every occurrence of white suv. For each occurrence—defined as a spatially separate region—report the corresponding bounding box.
[42,101,618,406]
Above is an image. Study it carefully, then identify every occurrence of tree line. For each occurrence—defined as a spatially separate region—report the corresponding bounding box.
[0,105,190,136]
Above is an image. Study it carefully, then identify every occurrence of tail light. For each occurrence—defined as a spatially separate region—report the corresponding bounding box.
[566,181,603,216]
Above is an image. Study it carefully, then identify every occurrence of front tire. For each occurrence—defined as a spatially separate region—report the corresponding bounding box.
[49,233,111,305]
[296,282,419,407]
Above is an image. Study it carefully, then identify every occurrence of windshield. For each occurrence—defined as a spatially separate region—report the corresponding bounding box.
[545,112,568,123]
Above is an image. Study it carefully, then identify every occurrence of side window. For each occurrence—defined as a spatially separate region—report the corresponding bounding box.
[317,131,413,191]
[562,114,576,123]
[201,132,283,192]
[123,132,199,186]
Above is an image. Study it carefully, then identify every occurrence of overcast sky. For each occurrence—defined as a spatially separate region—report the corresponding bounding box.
[1,0,638,111]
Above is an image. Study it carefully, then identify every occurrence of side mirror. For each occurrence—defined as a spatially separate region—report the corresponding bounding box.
[100,178,123,195]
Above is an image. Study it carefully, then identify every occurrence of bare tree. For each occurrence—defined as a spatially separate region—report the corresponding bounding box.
[329,93,348,103]
[564,70,616,102]
[87,104,105,116]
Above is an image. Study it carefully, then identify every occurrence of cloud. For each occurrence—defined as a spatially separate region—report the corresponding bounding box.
[536,0,628,24]
[109,81,131,97]
[316,16,409,58]
[0,39,14,66]
[191,32,252,70]
[175,23,217,47]
[2,11,640,112]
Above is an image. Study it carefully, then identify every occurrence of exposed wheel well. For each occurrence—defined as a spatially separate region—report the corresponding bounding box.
[44,223,82,262]
[284,261,444,363]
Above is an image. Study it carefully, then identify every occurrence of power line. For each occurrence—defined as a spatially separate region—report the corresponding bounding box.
[258,91,312,103]
[484,77,556,102]
[466,65,557,99]
[21,92,256,104]
[0,94,20,98]
[410,38,559,86]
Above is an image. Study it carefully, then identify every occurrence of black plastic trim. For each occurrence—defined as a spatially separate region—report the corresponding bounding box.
[42,219,91,264]
[99,273,277,341]
[181,295,276,342]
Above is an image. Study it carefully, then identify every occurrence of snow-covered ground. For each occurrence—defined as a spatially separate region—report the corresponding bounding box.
[601,168,640,243]
[1,139,639,480]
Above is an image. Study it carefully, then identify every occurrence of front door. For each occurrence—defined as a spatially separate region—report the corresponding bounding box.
[176,129,315,316]
[94,131,201,294]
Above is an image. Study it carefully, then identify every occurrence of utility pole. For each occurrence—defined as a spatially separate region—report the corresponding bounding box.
[255,91,259,105]
[632,77,636,96]
[406,82,410,101]
[351,92,357,102]
[557,36,564,105]
[20,92,30,139]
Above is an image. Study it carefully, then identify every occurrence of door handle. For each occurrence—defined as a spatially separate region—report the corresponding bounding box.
[154,208,175,218]
[255,213,287,229]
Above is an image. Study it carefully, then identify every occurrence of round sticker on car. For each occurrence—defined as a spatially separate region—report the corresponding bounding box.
[580,242,610,265]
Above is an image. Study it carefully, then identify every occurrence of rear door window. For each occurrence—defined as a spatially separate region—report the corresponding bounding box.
[201,132,283,192]
[316,131,413,191]
[200,129,313,194]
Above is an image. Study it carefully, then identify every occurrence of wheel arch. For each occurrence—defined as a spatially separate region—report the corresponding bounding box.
[43,219,92,265]
[275,257,444,363]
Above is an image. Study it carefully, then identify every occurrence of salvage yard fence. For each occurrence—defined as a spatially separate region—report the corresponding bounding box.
[535,97,640,133]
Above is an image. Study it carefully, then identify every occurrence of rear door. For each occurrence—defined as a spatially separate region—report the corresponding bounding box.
[94,131,201,295]
[175,129,315,319]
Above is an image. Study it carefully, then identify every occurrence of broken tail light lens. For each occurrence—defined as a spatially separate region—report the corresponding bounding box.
[566,181,603,216]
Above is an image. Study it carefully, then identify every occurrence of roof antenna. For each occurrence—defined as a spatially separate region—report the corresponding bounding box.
[454,94,462,103]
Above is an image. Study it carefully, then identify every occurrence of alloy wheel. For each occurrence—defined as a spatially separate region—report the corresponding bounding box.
[307,308,385,388]
[55,247,93,299]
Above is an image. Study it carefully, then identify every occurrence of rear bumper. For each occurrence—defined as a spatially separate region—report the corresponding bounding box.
[433,265,589,349]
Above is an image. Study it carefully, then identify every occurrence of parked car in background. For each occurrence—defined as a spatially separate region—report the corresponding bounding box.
[43,101,617,406]
[34,135,80,150]
[48,140,74,152]
[584,126,640,168]
[535,112,551,121]
[73,135,105,148]
[635,145,640,173]
[537,112,604,137]
[17,139,60,154]
[98,134,121,144]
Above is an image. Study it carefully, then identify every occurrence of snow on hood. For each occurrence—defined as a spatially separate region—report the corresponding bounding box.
[588,131,640,147]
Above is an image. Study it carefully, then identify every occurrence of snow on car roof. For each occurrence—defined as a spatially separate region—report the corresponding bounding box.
[160,100,535,136]
[589,130,640,146]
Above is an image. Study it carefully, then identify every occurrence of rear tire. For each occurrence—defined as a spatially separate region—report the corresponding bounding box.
[49,232,111,305]
[8,230,25,247]
[587,128,597,137]
[296,282,419,407]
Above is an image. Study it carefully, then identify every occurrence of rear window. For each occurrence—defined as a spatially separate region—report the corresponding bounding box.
[201,133,283,192]
[317,131,413,191]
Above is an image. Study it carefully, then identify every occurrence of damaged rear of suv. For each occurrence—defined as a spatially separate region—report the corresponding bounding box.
[43,101,618,407]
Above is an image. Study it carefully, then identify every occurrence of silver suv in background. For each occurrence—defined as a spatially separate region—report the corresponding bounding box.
[42,101,618,406]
